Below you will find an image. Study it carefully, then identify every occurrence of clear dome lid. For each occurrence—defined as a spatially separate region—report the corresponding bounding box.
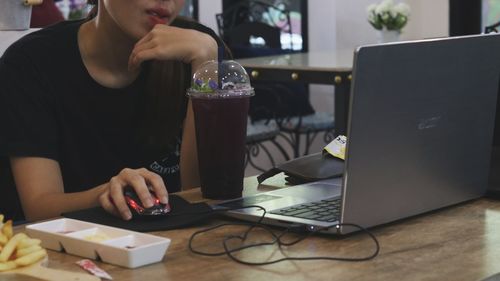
[187,60,254,98]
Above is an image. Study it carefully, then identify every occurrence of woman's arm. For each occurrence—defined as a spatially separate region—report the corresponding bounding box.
[128,25,218,72]
[10,157,106,221]
[10,157,169,221]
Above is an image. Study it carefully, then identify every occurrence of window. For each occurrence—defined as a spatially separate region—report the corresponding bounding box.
[222,0,308,52]
[483,0,500,31]
[179,0,199,20]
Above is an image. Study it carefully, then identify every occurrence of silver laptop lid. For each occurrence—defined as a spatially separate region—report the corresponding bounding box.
[340,34,500,231]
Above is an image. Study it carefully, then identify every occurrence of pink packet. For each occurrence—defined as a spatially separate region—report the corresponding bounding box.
[76,259,113,280]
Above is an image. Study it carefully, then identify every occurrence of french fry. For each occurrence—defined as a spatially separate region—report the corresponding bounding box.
[0,261,16,272]
[16,245,42,257]
[0,233,27,262]
[14,249,46,266]
[2,220,13,240]
[0,214,48,272]
[17,238,41,249]
[0,234,7,245]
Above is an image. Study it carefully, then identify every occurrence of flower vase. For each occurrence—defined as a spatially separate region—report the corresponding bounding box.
[377,29,400,43]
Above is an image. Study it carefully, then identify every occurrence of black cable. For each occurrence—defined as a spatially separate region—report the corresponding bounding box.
[188,205,274,256]
[221,223,379,266]
[187,205,380,265]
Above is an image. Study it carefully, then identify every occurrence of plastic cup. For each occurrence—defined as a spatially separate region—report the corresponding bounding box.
[187,60,254,199]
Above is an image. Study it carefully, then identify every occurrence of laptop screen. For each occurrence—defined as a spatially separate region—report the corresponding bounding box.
[341,34,500,229]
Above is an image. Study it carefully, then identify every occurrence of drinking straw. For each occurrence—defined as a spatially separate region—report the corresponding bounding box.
[218,45,223,90]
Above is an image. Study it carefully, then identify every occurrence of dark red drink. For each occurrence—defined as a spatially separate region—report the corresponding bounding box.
[191,96,250,199]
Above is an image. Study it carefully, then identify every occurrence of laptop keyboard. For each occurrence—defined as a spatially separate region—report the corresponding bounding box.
[270,197,341,222]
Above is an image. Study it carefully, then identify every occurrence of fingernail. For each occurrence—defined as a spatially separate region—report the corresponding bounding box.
[145,199,154,208]
[161,196,169,204]
[124,212,132,220]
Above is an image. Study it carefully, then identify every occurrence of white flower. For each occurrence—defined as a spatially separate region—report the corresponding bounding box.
[368,13,376,22]
[366,3,377,14]
[376,0,394,14]
[375,4,387,15]
[393,3,410,17]
[367,0,410,31]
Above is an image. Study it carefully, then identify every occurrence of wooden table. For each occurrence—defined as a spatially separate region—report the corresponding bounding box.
[237,50,354,136]
[12,176,500,281]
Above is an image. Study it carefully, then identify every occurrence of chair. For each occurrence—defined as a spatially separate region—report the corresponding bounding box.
[217,0,335,162]
[244,82,293,172]
[245,118,284,172]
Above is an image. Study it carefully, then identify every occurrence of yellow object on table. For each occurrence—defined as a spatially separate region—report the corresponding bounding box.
[323,135,347,160]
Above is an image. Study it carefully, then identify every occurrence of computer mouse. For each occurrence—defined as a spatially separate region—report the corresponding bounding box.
[123,189,171,217]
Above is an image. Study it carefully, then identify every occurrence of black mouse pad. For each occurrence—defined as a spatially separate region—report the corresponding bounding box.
[62,195,214,232]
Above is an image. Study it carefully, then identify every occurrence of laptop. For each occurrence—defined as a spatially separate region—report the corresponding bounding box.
[213,33,500,235]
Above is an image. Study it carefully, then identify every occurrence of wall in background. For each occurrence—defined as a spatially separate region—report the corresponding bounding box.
[307,0,449,115]
[405,0,449,39]
[198,1,222,34]
[333,0,449,50]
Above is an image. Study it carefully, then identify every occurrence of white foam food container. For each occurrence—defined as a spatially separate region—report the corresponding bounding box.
[25,218,171,268]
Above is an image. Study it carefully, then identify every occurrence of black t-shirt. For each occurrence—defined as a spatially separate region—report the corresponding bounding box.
[0,18,222,221]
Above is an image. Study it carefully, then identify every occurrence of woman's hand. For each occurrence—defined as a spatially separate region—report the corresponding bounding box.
[99,168,169,220]
[128,24,218,72]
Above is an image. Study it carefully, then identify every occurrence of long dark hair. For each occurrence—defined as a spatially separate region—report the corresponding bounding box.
[86,0,190,151]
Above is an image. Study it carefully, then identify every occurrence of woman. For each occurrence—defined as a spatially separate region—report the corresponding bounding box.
[0,0,219,222]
